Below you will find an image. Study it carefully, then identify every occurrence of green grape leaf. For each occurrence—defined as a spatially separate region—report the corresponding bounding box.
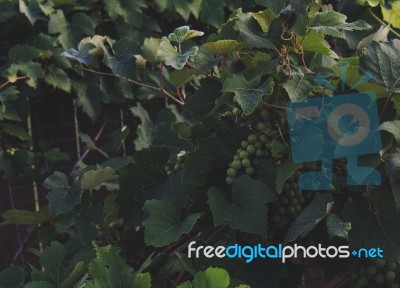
[0,266,24,288]
[235,11,275,49]
[326,214,351,240]
[81,167,119,190]
[222,74,273,115]
[24,282,53,288]
[357,0,382,7]
[360,39,400,93]
[2,122,32,142]
[43,171,82,216]
[342,190,400,261]
[156,37,198,69]
[182,137,236,186]
[134,273,152,288]
[192,267,230,288]
[19,0,41,25]
[381,2,400,29]
[284,193,334,243]
[8,44,40,63]
[0,2,17,24]
[282,67,315,101]
[143,197,202,247]
[297,30,338,58]
[102,38,140,80]
[309,11,371,38]
[118,147,168,204]
[254,0,286,15]
[142,37,162,62]
[104,0,146,28]
[169,67,195,86]
[168,26,204,44]
[33,242,67,286]
[184,78,222,117]
[0,209,50,226]
[200,0,224,28]
[208,175,277,237]
[204,40,244,54]
[60,261,85,288]
[44,65,71,92]
[276,162,303,194]
[87,242,136,288]
[49,10,96,49]
[381,120,400,143]
[6,62,42,88]
[252,9,277,32]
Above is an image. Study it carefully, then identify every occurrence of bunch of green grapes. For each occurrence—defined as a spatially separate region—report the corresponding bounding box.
[350,259,399,288]
[165,151,187,176]
[226,133,274,185]
[225,106,283,185]
[268,171,314,238]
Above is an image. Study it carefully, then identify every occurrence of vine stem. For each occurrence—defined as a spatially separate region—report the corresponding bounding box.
[0,76,27,90]
[369,9,400,38]
[77,65,184,105]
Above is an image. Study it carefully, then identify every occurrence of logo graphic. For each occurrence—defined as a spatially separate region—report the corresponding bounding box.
[286,62,382,190]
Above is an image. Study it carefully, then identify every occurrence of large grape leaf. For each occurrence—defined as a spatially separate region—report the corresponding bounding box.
[222,73,274,115]
[118,147,168,204]
[282,66,315,101]
[87,243,135,288]
[309,11,371,38]
[0,209,50,226]
[381,1,400,29]
[284,193,334,243]
[360,39,400,93]
[102,38,140,80]
[49,10,96,49]
[0,2,17,24]
[168,26,204,44]
[193,267,230,288]
[208,175,277,237]
[326,214,351,240]
[234,11,275,49]
[342,190,400,261]
[104,0,146,27]
[199,0,224,28]
[276,162,303,194]
[0,266,24,288]
[255,0,287,14]
[44,65,71,92]
[43,171,82,216]
[143,197,202,247]
[297,30,338,58]
[156,37,198,69]
[182,137,236,186]
[80,167,119,190]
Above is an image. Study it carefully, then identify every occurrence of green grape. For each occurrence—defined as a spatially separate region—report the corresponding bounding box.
[374,273,385,285]
[356,277,368,287]
[265,140,273,149]
[241,140,249,148]
[272,215,282,224]
[260,109,271,121]
[375,259,386,268]
[385,271,396,281]
[386,261,398,271]
[255,149,265,158]
[247,134,258,144]
[232,159,242,170]
[279,196,289,205]
[289,198,298,205]
[226,176,234,185]
[242,158,251,168]
[286,190,295,198]
[286,206,296,216]
[259,134,268,143]
[233,155,240,160]
[297,196,305,205]
[256,122,266,131]
[227,168,237,177]
[245,166,255,175]
[174,163,183,171]
[290,182,298,190]
[167,171,173,176]
[391,283,400,288]
[295,204,301,212]
[223,111,233,117]
[255,141,263,149]
[247,145,256,155]
[283,183,290,192]
[277,207,286,216]
[239,150,249,159]
[366,265,377,276]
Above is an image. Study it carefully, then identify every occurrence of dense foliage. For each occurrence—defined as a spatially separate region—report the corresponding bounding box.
[2,0,400,287]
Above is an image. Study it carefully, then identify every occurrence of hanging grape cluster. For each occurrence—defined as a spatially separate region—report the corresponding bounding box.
[350,259,399,288]
[165,151,187,176]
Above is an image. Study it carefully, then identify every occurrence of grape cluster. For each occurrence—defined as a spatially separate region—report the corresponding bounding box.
[165,151,187,176]
[226,133,273,185]
[225,107,280,185]
[350,259,399,288]
[268,172,314,238]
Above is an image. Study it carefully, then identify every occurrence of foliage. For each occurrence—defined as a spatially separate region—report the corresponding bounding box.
[1,0,400,287]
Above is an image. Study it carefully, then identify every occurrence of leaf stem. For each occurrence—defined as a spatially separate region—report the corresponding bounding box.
[369,9,400,38]
[77,65,184,105]
[0,76,27,90]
